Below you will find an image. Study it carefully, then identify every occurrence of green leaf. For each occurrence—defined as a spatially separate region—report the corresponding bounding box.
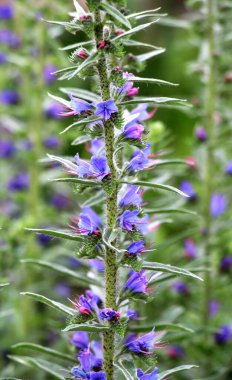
[154,158,188,166]
[135,49,166,62]
[157,17,190,29]
[59,40,93,51]
[50,177,100,186]
[114,363,134,380]
[120,180,189,197]
[0,283,9,288]
[158,365,198,380]
[63,323,109,333]
[60,87,100,102]
[123,39,163,50]
[119,96,186,106]
[66,51,98,80]
[112,20,160,42]
[48,93,70,108]
[130,76,178,86]
[20,292,75,316]
[100,3,131,29]
[82,191,105,207]
[9,356,65,380]
[126,8,162,19]
[25,228,84,242]
[60,116,102,134]
[71,135,90,145]
[21,259,99,286]
[145,208,197,216]
[142,261,203,281]
[129,323,193,333]
[12,343,75,363]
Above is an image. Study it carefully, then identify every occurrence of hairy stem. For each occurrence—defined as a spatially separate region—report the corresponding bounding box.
[94,9,118,380]
[202,0,217,331]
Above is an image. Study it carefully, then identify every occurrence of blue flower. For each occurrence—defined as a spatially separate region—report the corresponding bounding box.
[74,154,93,178]
[0,52,7,65]
[172,280,189,295]
[99,308,120,322]
[0,139,16,158]
[124,270,148,296]
[0,5,14,20]
[50,193,70,210]
[214,324,232,345]
[95,100,118,120]
[183,238,197,259]
[90,139,105,155]
[0,90,20,105]
[90,373,106,380]
[180,181,197,201]
[127,144,151,172]
[71,331,89,350]
[91,155,110,180]
[44,102,63,119]
[126,329,156,356]
[36,233,52,247]
[119,210,148,233]
[123,123,144,140]
[70,291,100,316]
[195,127,208,141]
[61,94,93,117]
[7,172,29,192]
[43,64,57,84]
[89,259,105,271]
[220,255,232,272]
[43,136,60,149]
[126,241,145,256]
[0,29,21,48]
[137,367,158,380]
[71,367,89,379]
[226,161,232,175]
[78,207,102,235]
[119,185,143,208]
[167,345,185,359]
[126,309,139,320]
[210,193,227,217]
[208,299,219,317]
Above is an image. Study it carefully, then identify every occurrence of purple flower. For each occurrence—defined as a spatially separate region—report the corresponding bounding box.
[126,329,158,356]
[180,181,197,201]
[126,309,139,320]
[220,255,232,272]
[214,324,232,345]
[50,193,70,210]
[77,207,102,235]
[210,193,227,217]
[123,123,144,140]
[126,241,145,256]
[36,233,52,247]
[0,139,16,158]
[90,139,105,155]
[71,367,88,379]
[95,100,118,120]
[89,259,105,271]
[209,299,220,317]
[44,102,63,119]
[55,283,70,297]
[195,127,208,141]
[99,308,120,322]
[172,280,189,295]
[7,172,29,192]
[226,161,232,175]
[0,90,20,105]
[119,185,143,208]
[137,367,158,380]
[119,210,148,233]
[128,144,151,172]
[71,331,89,350]
[74,154,110,180]
[0,52,7,65]
[74,154,93,178]
[124,270,148,296]
[0,29,21,48]
[43,64,57,84]
[167,345,185,359]
[70,292,99,316]
[43,136,60,149]
[61,94,93,117]
[90,373,106,380]
[0,5,14,20]
[183,238,197,259]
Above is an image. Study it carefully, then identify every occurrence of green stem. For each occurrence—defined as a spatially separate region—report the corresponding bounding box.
[202,0,217,331]
[94,9,118,380]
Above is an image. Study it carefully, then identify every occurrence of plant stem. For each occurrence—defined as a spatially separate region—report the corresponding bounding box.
[202,0,217,331]
[94,9,118,380]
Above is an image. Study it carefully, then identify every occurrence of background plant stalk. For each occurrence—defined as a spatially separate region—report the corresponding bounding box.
[94,9,118,380]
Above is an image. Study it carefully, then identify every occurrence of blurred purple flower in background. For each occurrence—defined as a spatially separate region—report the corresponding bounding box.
[55,283,70,298]
[209,299,220,318]
[226,161,232,175]
[0,52,7,65]
[50,193,70,210]
[214,324,232,345]
[126,309,139,321]
[220,255,232,272]
[43,136,60,149]
[0,29,21,48]
[7,172,29,192]
[0,139,16,158]
[195,127,208,141]
[0,90,20,105]
[36,233,52,247]
[210,193,227,217]
[44,102,63,119]
[71,331,89,350]
[167,345,185,359]
[43,64,57,85]
[180,181,197,201]
[172,280,189,295]
[183,238,197,259]
[0,4,14,20]
[89,259,105,272]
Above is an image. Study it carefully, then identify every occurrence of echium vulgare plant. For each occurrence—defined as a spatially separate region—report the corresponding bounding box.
[15,1,202,379]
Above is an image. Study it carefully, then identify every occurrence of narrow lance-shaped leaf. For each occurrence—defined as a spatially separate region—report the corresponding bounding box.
[119,96,186,106]
[59,40,93,51]
[26,228,84,242]
[20,292,75,316]
[120,180,189,198]
[12,343,76,363]
[145,208,197,216]
[130,76,178,86]
[63,324,109,333]
[50,177,100,186]
[60,116,102,134]
[142,261,203,281]
[60,87,100,102]
[158,365,198,380]
[112,19,160,42]
[126,8,162,19]
[100,3,131,29]
[135,49,166,62]
[129,322,194,333]
[21,259,99,286]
